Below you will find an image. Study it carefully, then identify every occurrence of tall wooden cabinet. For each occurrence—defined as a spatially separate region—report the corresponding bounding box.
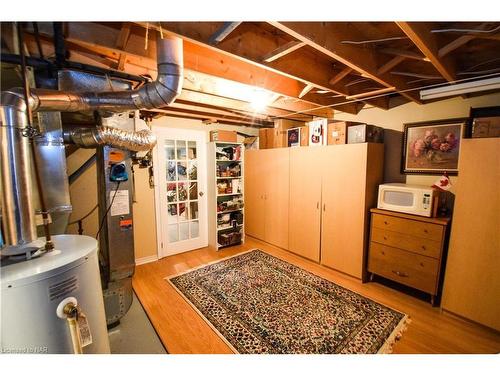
[289,147,323,261]
[245,143,384,280]
[245,148,290,250]
[441,138,500,331]
[320,144,384,279]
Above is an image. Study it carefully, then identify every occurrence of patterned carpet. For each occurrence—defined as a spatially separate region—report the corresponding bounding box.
[168,249,408,354]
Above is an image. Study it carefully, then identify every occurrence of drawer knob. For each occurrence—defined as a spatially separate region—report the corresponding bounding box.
[424,229,428,233]
[383,236,387,240]
[392,270,409,278]
[384,221,388,225]
[420,262,425,267]
[421,245,426,250]
[381,251,385,255]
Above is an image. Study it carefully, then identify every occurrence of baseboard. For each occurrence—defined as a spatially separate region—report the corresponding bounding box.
[135,255,158,266]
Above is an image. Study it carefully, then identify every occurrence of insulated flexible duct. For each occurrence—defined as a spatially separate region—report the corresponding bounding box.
[64,126,157,152]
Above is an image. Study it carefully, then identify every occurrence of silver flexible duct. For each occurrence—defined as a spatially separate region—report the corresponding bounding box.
[1,34,183,249]
[64,126,157,152]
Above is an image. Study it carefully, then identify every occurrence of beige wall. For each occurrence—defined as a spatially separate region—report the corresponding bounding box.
[334,92,500,192]
[66,116,258,261]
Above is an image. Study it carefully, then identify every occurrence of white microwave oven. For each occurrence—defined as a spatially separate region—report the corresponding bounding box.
[377,183,436,217]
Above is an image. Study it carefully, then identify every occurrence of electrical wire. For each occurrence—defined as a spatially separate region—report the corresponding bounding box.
[95,181,121,240]
[68,204,98,226]
[431,25,500,34]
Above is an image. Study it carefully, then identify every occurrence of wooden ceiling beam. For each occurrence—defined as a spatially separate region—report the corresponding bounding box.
[328,67,353,86]
[397,22,457,82]
[268,22,422,104]
[208,22,242,45]
[262,40,306,62]
[377,55,406,75]
[115,23,131,71]
[298,84,314,98]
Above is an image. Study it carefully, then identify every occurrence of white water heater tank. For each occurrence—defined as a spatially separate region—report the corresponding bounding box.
[1,235,110,353]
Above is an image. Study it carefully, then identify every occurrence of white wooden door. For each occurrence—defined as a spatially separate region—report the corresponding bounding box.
[153,126,208,257]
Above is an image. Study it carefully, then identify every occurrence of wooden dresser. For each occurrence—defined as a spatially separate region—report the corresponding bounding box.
[367,208,450,305]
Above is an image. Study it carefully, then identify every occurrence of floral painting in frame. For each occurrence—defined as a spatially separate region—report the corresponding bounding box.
[402,118,467,175]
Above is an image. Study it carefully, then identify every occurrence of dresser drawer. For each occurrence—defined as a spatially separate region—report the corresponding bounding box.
[368,242,439,294]
[372,213,443,241]
[371,227,442,259]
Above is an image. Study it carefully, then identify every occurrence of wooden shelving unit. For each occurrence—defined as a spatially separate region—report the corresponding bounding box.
[207,141,245,250]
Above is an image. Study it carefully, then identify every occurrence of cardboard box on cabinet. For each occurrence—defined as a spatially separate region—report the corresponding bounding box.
[210,130,237,142]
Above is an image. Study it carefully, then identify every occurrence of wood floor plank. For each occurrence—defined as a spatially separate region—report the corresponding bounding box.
[132,236,500,354]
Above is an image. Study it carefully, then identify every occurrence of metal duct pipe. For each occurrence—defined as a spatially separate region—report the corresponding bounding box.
[0,91,38,247]
[29,35,183,113]
[1,34,183,249]
[64,126,157,152]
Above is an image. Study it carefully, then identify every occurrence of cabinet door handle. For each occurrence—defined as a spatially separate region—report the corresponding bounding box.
[316,202,320,209]
[392,270,409,278]
[323,203,326,211]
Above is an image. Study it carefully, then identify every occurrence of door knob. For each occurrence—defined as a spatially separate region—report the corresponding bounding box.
[199,191,204,197]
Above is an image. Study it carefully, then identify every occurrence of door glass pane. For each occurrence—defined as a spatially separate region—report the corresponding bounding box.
[167,183,177,202]
[176,140,187,159]
[167,161,176,181]
[168,224,178,242]
[188,160,197,180]
[189,182,198,200]
[190,221,199,238]
[188,141,197,159]
[165,140,175,160]
[177,182,188,201]
[168,204,178,222]
[178,203,188,221]
[177,161,187,180]
[189,201,198,220]
[179,222,189,241]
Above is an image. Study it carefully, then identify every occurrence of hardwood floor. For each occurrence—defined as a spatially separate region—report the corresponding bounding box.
[132,236,500,354]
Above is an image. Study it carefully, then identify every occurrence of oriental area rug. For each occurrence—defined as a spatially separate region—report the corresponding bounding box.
[167,249,409,354]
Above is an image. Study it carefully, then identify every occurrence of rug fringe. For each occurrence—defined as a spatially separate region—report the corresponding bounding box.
[377,315,411,354]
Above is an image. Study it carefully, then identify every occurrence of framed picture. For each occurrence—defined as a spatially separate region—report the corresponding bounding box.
[468,106,500,138]
[287,127,301,147]
[308,118,327,146]
[402,118,467,175]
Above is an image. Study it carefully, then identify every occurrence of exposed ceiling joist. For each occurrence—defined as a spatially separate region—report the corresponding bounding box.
[377,55,406,75]
[328,67,353,86]
[262,40,306,62]
[397,22,457,82]
[268,21,422,104]
[208,22,242,45]
[298,84,314,98]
